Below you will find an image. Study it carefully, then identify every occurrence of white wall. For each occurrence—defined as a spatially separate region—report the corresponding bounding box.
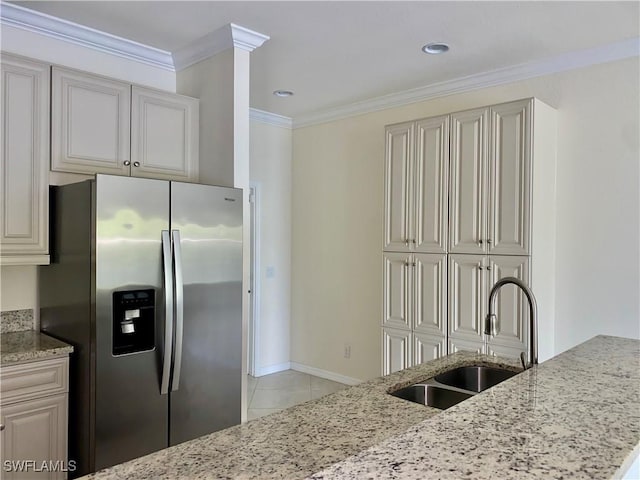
[291,57,640,381]
[249,121,293,374]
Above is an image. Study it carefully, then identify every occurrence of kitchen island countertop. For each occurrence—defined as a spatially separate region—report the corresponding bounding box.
[85,335,639,480]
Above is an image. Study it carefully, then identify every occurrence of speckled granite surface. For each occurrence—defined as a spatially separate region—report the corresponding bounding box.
[82,336,639,480]
[1,330,73,364]
[1,309,34,333]
[83,352,520,479]
[310,335,640,480]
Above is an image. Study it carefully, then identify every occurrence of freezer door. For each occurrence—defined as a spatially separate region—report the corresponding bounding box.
[169,181,243,445]
[94,175,170,470]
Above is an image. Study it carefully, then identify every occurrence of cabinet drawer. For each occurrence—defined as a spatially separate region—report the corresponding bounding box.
[1,357,68,405]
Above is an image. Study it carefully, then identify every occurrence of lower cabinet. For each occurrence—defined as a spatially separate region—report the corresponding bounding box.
[0,357,70,480]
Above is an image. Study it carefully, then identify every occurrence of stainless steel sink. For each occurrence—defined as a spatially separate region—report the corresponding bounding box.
[434,366,518,393]
[390,384,474,410]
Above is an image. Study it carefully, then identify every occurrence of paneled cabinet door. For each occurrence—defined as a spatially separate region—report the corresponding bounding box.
[0,54,49,263]
[448,337,484,355]
[486,255,530,353]
[382,252,412,330]
[382,327,411,375]
[51,67,130,175]
[413,116,449,254]
[131,87,199,181]
[0,394,67,480]
[414,332,445,365]
[383,122,414,251]
[488,100,532,255]
[448,254,485,345]
[413,253,447,336]
[449,108,488,255]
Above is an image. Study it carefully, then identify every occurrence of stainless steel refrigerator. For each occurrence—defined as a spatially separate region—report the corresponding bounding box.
[40,174,243,477]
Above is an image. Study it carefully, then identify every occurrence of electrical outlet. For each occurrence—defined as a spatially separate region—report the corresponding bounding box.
[344,344,351,359]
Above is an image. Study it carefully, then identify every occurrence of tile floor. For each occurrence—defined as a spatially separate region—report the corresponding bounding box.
[247,370,348,421]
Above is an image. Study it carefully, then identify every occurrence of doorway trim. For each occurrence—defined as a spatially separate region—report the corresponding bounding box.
[248,183,261,376]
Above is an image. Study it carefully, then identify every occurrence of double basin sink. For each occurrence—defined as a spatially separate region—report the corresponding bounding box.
[390,365,519,410]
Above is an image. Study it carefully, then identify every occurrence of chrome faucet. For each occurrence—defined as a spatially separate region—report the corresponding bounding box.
[484,277,538,370]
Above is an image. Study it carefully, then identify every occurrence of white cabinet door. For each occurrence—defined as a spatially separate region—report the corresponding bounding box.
[413,253,447,337]
[51,67,130,175]
[131,87,199,181]
[448,254,485,345]
[448,337,485,354]
[0,54,49,264]
[383,122,413,252]
[414,332,445,365]
[488,100,532,255]
[382,327,411,375]
[449,108,488,255]
[0,394,67,480]
[486,255,530,353]
[414,116,448,254]
[382,252,411,330]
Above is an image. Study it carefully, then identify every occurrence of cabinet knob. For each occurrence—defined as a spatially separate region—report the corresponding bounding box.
[0,424,4,431]
[487,239,492,244]
[133,162,140,167]
[123,161,131,166]
[479,239,483,245]
[404,240,409,247]
[479,266,484,270]
[487,266,492,271]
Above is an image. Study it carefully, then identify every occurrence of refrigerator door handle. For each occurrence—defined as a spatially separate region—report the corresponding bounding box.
[171,230,184,391]
[160,230,174,395]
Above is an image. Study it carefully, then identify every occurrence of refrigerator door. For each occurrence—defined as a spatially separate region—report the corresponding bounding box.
[94,175,170,470]
[169,181,243,445]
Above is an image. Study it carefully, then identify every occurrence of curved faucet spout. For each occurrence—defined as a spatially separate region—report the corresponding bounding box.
[485,277,538,369]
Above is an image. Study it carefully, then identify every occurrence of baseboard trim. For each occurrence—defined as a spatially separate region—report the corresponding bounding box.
[253,362,291,377]
[290,362,362,386]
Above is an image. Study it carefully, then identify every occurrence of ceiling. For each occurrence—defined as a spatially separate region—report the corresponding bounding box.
[10,1,640,119]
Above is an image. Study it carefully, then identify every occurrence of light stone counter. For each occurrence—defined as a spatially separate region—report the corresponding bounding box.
[84,335,639,480]
[0,330,74,365]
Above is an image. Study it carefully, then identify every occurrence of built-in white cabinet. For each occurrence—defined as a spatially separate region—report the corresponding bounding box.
[382,327,411,375]
[382,98,557,372]
[448,254,530,354]
[52,67,199,181]
[0,357,69,480]
[382,252,447,373]
[383,116,448,254]
[0,54,50,265]
[131,87,199,181]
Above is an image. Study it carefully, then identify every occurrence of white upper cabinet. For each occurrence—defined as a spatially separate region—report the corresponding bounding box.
[131,87,199,181]
[382,252,412,330]
[51,67,131,176]
[413,117,449,254]
[449,107,489,255]
[384,122,413,251]
[52,67,199,181]
[413,253,447,336]
[384,116,448,254]
[488,100,531,255]
[0,54,50,264]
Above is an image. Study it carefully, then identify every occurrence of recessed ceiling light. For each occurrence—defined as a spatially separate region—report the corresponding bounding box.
[422,43,450,55]
[273,90,294,97]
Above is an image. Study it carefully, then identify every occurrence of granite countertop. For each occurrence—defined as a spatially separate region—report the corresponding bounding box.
[0,330,74,365]
[84,335,639,480]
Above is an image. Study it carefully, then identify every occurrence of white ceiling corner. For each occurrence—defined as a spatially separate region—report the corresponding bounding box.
[0,1,175,71]
[172,23,269,71]
[293,36,640,128]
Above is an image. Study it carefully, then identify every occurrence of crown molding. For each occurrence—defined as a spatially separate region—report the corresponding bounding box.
[0,2,175,71]
[293,36,640,128]
[173,23,269,71]
[249,108,293,129]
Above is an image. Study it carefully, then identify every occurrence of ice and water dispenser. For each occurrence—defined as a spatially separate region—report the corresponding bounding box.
[112,289,155,355]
